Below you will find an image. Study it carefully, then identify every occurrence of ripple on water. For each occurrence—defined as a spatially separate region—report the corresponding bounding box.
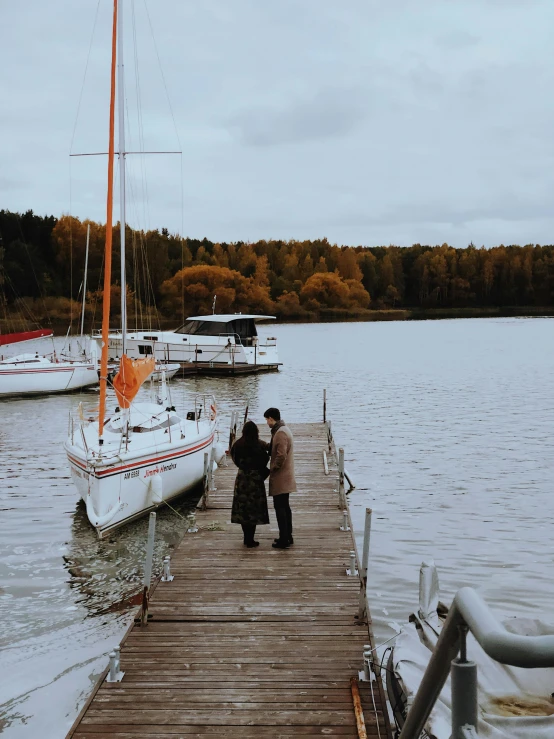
[1,318,554,736]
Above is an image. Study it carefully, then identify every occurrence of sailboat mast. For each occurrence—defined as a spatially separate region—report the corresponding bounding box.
[98,0,118,440]
[80,224,90,336]
[117,0,127,355]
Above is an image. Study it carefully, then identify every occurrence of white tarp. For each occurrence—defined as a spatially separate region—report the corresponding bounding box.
[390,563,554,738]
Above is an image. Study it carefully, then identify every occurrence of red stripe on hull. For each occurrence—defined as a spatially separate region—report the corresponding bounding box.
[67,434,214,478]
[0,368,78,375]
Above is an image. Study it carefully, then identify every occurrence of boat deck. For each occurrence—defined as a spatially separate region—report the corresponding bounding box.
[67,422,392,739]
[177,361,281,376]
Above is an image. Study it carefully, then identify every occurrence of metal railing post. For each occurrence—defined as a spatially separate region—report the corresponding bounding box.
[323,388,326,422]
[140,512,156,626]
[451,627,478,739]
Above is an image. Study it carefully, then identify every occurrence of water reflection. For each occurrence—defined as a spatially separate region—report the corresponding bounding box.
[65,491,200,618]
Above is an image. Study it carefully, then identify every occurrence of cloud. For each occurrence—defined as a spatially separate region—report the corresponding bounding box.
[0,0,554,247]
[226,87,369,147]
[435,30,480,50]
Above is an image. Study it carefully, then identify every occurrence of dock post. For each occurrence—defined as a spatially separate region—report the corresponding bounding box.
[338,448,345,508]
[358,508,372,621]
[161,556,174,582]
[228,411,235,451]
[358,645,372,681]
[347,550,358,577]
[186,512,198,533]
[140,512,156,626]
[340,510,350,531]
[106,650,125,683]
[323,388,326,423]
[322,450,329,475]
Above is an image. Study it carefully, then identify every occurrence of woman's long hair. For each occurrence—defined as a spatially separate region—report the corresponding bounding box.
[233,420,260,453]
[241,420,259,443]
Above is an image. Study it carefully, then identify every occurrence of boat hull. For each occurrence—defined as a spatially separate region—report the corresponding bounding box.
[0,362,97,396]
[106,333,280,369]
[65,431,214,537]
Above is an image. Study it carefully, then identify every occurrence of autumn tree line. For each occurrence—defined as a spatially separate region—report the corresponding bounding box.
[2,208,554,329]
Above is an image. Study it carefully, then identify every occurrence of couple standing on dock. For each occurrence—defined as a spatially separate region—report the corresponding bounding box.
[230,408,296,549]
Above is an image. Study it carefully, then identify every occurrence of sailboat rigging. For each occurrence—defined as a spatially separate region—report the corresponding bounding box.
[65,0,217,537]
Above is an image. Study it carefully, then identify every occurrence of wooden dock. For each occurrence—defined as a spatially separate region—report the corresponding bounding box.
[68,422,392,739]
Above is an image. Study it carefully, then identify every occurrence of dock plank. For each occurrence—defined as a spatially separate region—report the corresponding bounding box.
[68,423,391,739]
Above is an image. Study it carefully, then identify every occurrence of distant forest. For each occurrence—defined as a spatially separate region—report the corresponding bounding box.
[2,208,554,330]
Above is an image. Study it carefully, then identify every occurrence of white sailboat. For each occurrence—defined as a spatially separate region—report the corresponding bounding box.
[0,328,97,397]
[64,0,217,538]
[0,352,97,396]
[0,228,99,397]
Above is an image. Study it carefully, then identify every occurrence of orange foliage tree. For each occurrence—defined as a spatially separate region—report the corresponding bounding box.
[300,272,370,310]
[160,265,274,317]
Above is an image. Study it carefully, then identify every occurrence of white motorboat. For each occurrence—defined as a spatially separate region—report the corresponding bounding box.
[104,314,280,371]
[0,352,97,397]
[386,562,554,738]
[64,0,218,537]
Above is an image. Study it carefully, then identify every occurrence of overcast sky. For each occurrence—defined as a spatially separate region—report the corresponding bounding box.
[1,0,553,248]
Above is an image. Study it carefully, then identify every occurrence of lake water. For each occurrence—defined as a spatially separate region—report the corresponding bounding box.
[1,317,553,737]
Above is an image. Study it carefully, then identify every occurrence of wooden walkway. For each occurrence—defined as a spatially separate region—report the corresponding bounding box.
[68,422,392,739]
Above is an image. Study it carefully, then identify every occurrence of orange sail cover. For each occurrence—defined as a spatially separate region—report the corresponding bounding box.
[112,355,155,408]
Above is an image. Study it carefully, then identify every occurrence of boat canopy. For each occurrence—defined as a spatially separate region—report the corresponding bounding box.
[0,329,53,346]
[112,355,155,409]
[184,315,275,323]
[175,315,275,342]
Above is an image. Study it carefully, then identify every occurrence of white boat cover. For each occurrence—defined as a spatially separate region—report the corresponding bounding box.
[391,562,554,738]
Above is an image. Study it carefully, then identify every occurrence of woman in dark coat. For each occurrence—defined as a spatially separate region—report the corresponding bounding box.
[231,421,270,547]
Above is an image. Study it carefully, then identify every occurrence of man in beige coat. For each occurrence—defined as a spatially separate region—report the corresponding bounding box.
[264,407,296,549]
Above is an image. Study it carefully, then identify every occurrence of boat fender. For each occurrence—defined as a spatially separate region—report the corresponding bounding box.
[213,442,226,466]
[418,560,440,622]
[86,494,123,529]
[148,473,163,503]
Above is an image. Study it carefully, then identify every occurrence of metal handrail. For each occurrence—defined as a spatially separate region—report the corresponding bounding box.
[399,586,554,739]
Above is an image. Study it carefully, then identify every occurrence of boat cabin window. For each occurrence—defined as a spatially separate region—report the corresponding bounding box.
[138,345,153,355]
[175,318,257,345]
